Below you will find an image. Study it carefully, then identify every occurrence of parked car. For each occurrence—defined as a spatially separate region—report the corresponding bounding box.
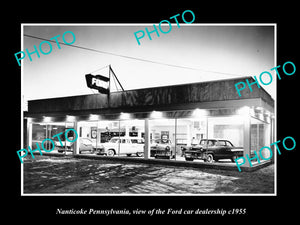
[56,141,73,153]
[56,138,94,154]
[95,137,144,157]
[78,138,94,154]
[150,139,174,159]
[184,139,243,162]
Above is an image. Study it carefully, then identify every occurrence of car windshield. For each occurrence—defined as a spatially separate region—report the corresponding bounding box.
[81,138,92,144]
[153,139,170,144]
[226,141,234,147]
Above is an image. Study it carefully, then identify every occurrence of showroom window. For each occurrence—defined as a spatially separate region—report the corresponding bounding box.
[77,120,120,155]
[207,116,244,148]
[28,106,273,166]
[77,119,145,157]
[250,116,271,161]
[118,119,145,157]
[77,121,99,154]
[175,117,208,159]
[31,123,47,149]
[149,118,176,160]
[31,121,75,154]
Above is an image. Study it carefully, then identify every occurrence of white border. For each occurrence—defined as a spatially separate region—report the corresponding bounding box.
[21,23,277,196]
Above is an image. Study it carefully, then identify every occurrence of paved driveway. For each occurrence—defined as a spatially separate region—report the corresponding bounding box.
[23,155,274,194]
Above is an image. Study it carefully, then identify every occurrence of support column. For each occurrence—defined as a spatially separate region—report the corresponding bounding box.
[125,124,130,137]
[174,118,177,160]
[243,114,251,167]
[27,120,32,149]
[144,119,150,159]
[270,117,275,163]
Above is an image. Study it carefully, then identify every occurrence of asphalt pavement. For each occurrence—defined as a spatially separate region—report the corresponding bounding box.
[23,155,274,194]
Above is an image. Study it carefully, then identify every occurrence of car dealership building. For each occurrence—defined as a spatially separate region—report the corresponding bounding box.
[24,76,275,170]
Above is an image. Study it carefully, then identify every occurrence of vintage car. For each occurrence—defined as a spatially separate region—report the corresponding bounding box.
[56,138,94,154]
[150,139,174,159]
[78,138,94,154]
[184,139,243,162]
[95,137,144,157]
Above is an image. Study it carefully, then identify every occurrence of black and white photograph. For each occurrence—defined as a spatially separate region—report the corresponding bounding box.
[21,24,276,195]
[6,4,298,221]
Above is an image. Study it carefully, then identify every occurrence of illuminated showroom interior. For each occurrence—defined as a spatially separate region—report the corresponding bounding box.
[24,77,275,169]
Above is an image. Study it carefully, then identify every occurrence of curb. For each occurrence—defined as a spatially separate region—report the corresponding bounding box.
[34,152,272,172]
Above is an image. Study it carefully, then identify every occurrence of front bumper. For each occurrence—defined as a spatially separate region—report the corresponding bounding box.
[150,149,171,157]
[95,148,106,155]
[185,151,203,159]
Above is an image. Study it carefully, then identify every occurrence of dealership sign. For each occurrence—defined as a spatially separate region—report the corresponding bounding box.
[85,74,110,94]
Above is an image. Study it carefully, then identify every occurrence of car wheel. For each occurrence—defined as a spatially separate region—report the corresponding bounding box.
[107,149,115,156]
[185,158,194,161]
[136,152,144,157]
[205,154,214,163]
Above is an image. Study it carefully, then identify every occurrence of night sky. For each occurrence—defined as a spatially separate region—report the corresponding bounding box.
[22,24,275,101]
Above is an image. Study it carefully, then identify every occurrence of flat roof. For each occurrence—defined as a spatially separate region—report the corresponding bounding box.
[26,76,274,117]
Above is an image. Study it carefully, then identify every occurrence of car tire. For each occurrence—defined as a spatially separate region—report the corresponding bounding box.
[205,154,214,163]
[107,149,115,156]
[136,152,143,157]
[185,158,194,161]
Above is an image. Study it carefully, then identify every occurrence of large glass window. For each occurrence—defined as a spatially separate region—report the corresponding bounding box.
[31,122,75,154]
[176,118,208,160]
[147,111,245,163]
[178,112,244,163]
[250,117,271,161]
[31,123,47,150]
[149,118,176,160]
[207,116,244,148]
[118,120,144,157]
[78,120,122,155]
[77,121,99,154]
[29,107,272,167]
[77,119,145,157]
[205,115,244,163]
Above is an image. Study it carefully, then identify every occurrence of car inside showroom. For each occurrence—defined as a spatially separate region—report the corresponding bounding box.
[24,76,274,170]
